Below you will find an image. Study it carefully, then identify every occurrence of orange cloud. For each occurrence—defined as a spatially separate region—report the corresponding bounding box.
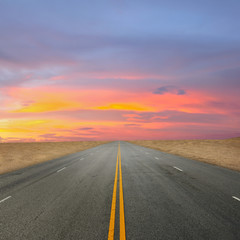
[5,85,223,117]
[97,103,154,111]
[1,83,236,142]
[14,100,80,113]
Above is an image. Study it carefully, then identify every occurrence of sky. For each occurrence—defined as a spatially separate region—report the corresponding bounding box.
[0,0,240,142]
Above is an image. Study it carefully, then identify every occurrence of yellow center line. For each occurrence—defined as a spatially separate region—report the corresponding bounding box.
[119,144,126,240]
[108,143,126,240]
[108,150,119,240]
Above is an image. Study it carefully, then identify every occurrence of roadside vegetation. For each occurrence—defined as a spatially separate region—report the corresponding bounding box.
[129,138,240,172]
[0,141,109,174]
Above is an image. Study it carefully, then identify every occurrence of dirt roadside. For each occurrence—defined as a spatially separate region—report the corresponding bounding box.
[0,141,110,174]
[129,138,240,172]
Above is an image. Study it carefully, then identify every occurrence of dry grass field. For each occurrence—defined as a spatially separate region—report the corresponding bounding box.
[0,141,109,174]
[129,138,240,172]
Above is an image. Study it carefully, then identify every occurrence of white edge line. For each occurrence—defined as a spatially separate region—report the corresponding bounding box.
[155,157,159,160]
[80,158,84,160]
[232,196,240,202]
[173,166,183,172]
[0,196,12,204]
[57,167,66,173]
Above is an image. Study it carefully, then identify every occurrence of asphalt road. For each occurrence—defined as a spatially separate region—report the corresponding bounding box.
[0,141,239,240]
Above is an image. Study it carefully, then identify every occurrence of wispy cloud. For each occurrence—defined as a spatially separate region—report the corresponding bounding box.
[153,86,186,95]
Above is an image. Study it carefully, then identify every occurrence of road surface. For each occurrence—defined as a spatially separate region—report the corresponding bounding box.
[0,141,239,240]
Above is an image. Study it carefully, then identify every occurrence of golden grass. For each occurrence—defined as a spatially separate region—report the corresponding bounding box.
[0,141,109,174]
[129,138,240,172]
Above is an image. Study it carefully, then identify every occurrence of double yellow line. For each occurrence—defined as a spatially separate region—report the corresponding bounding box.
[108,143,126,240]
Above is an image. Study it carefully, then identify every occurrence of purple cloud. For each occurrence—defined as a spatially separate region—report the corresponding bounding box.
[153,86,186,95]
[124,110,229,124]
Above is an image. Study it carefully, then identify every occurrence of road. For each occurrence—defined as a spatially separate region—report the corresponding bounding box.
[0,141,240,240]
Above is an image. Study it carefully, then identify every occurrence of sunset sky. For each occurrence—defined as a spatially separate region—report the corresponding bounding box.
[0,0,240,142]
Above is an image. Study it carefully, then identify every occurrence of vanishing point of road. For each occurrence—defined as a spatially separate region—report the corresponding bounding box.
[0,141,240,240]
